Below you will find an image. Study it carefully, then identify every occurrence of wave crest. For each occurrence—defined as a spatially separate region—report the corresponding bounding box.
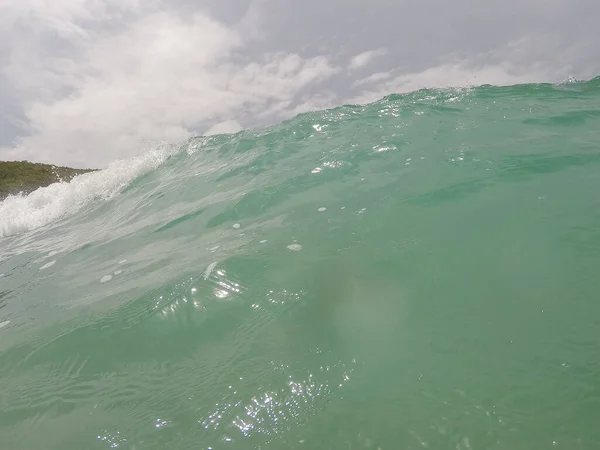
[0,145,175,239]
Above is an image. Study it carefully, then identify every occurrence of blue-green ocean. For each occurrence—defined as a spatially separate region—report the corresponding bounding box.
[1,79,600,449]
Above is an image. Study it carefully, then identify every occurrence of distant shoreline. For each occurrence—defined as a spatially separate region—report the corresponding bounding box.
[0,161,97,201]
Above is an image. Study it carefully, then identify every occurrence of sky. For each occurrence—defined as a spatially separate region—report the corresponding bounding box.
[0,0,599,168]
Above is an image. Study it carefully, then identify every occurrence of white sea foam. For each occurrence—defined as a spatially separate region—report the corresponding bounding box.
[40,260,56,270]
[204,261,218,280]
[0,145,175,238]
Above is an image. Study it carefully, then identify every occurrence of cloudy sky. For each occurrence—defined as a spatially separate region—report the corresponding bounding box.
[1,0,598,168]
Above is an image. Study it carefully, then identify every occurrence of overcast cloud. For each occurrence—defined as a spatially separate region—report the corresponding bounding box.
[0,0,598,168]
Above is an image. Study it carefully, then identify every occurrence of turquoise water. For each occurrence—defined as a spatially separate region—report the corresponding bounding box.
[1,79,600,449]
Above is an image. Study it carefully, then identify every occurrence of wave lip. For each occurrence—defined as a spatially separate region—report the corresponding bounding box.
[0,146,174,239]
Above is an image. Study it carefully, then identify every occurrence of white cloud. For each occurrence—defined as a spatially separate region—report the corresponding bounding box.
[0,2,340,168]
[348,49,387,70]
[353,71,393,87]
[205,120,243,136]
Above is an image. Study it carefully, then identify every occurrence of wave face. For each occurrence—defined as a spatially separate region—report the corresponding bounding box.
[2,79,600,449]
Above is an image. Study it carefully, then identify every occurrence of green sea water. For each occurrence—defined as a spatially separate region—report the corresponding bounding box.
[1,79,600,449]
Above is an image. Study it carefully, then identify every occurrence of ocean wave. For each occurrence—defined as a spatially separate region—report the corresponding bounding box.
[0,145,176,239]
[2,77,599,240]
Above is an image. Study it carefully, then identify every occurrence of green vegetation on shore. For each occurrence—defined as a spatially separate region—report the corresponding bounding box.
[0,161,96,200]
